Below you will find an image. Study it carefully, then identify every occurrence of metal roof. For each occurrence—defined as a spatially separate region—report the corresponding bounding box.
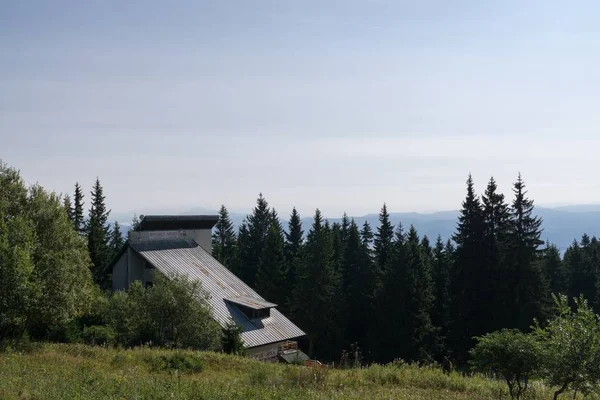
[138,215,219,231]
[130,240,305,348]
[225,296,277,310]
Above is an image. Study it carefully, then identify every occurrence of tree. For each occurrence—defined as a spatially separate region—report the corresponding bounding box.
[431,236,451,337]
[541,243,567,296]
[87,178,112,287]
[256,224,288,308]
[109,221,125,256]
[73,182,85,235]
[222,320,245,355]
[212,205,237,270]
[292,209,338,358]
[449,174,486,362]
[237,194,271,287]
[508,174,546,330]
[360,221,374,249]
[284,207,303,287]
[481,176,512,332]
[534,295,600,400]
[374,203,394,273]
[566,235,598,307]
[63,194,74,224]
[0,162,94,343]
[342,220,377,351]
[400,226,437,362]
[470,329,542,400]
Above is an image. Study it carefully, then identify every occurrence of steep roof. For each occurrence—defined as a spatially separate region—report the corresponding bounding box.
[129,239,305,348]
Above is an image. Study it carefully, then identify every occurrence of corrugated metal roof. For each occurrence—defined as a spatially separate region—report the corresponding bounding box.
[225,295,277,310]
[130,240,305,348]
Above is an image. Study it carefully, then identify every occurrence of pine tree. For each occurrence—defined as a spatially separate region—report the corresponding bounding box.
[342,220,377,352]
[87,178,112,287]
[431,236,451,337]
[237,194,271,287]
[73,182,85,235]
[256,224,288,307]
[371,222,405,362]
[63,194,74,224]
[481,176,511,332]
[374,203,394,273]
[401,226,437,362]
[292,209,338,358]
[109,221,125,256]
[508,173,545,330]
[284,207,304,287]
[360,221,374,249]
[449,174,485,363]
[541,242,567,296]
[212,205,237,270]
[566,239,590,302]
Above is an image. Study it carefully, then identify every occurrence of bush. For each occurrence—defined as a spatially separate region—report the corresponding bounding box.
[470,329,541,400]
[534,294,600,400]
[221,320,245,355]
[82,325,116,346]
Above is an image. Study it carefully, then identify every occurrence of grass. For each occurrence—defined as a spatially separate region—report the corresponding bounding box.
[0,343,568,399]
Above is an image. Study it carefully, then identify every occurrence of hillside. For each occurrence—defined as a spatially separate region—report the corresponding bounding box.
[0,344,555,400]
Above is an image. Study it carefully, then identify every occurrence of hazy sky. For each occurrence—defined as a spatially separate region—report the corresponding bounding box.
[2,1,599,219]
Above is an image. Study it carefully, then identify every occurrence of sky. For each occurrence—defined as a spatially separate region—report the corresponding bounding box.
[2,0,600,220]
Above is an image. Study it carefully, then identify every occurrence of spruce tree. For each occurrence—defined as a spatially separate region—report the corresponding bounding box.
[449,174,485,363]
[342,220,377,352]
[431,236,451,339]
[371,222,405,362]
[284,207,303,287]
[87,178,112,287]
[292,209,338,358]
[73,182,85,235]
[508,173,545,330]
[212,205,237,270]
[566,240,589,302]
[109,221,125,256]
[360,221,374,249]
[374,203,394,272]
[63,194,74,224]
[256,224,288,308]
[481,176,511,332]
[237,194,271,287]
[541,242,567,296]
[401,226,437,362]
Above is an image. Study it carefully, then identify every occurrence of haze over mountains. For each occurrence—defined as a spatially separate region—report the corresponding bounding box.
[112,204,600,252]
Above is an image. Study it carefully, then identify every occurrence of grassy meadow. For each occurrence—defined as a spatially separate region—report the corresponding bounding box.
[0,344,577,399]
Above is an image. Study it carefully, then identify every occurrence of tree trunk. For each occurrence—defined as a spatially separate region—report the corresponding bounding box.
[554,382,569,400]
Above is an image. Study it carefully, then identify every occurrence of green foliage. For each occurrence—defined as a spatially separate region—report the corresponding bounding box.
[72,182,85,235]
[374,203,394,274]
[470,329,541,400]
[104,273,222,350]
[256,224,288,308]
[0,163,94,344]
[284,207,304,287]
[109,221,124,256]
[82,325,116,346]
[534,294,600,399]
[86,178,112,287]
[221,320,245,356]
[293,209,339,358]
[212,205,237,270]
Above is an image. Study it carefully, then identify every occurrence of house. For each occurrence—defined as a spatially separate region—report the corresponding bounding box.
[110,215,306,361]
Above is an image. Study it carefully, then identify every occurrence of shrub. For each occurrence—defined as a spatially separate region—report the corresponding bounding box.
[82,325,116,346]
[534,294,600,400]
[470,329,541,400]
[221,320,245,355]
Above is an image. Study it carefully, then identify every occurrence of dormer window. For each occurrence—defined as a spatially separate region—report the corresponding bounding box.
[226,296,277,321]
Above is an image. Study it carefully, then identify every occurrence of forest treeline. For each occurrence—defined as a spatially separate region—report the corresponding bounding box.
[3,157,600,367]
[213,174,600,364]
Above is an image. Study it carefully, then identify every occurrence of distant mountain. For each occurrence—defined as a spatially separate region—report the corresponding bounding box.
[110,205,600,253]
